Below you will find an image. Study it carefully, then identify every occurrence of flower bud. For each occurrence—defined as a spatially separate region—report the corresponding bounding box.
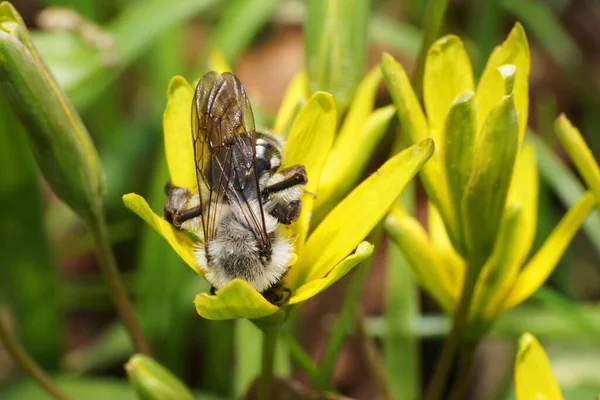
[0,2,105,223]
[125,354,195,400]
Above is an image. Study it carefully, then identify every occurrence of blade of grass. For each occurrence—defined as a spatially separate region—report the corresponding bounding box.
[305,0,370,113]
[35,0,219,110]
[205,0,279,66]
[412,0,449,100]
[370,14,421,62]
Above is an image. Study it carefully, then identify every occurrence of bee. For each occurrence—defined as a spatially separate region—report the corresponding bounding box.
[163,71,308,305]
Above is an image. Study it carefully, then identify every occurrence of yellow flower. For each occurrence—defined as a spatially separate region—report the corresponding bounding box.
[381,23,597,324]
[123,65,433,322]
[514,333,563,400]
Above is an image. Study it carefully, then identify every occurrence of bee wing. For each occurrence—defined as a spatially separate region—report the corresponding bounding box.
[192,71,271,249]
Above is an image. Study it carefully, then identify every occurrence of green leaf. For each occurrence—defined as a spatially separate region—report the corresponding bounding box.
[462,94,518,268]
[298,138,434,286]
[125,354,195,400]
[442,91,476,256]
[0,2,105,223]
[305,0,370,112]
[514,333,563,400]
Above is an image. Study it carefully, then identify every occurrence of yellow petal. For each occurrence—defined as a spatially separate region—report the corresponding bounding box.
[381,52,452,241]
[292,138,434,289]
[476,23,530,142]
[122,193,200,274]
[337,66,382,141]
[555,114,600,204]
[381,53,428,143]
[386,205,458,314]
[163,76,196,189]
[194,279,278,320]
[207,49,232,73]
[504,191,596,310]
[515,333,563,400]
[316,105,395,217]
[506,144,538,266]
[288,241,374,305]
[273,69,308,135]
[428,203,465,290]
[282,91,336,251]
[424,35,474,141]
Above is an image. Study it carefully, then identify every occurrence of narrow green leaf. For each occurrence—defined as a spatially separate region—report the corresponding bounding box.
[462,94,518,267]
[442,91,476,256]
[305,0,370,112]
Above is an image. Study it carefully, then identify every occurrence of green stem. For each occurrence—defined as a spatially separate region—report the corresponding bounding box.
[425,265,480,400]
[356,311,395,400]
[0,310,72,400]
[89,210,151,356]
[259,326,280,400]
[447,340,478,400]
[412,0,449,100]
[316,260,371,391]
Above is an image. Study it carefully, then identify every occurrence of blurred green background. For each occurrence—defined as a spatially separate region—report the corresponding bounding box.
[0,0,600,399]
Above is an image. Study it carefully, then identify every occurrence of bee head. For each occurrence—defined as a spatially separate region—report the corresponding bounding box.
[256,131,284,176]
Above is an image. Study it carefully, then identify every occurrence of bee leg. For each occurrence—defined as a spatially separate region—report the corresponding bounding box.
[261,165,308,199]
[261,282,291,306]
[269,200,302,225]
[210,286,217,296]
[163,182,202,228]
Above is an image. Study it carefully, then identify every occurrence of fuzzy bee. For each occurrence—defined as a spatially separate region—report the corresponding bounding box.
[163,71,308,305]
